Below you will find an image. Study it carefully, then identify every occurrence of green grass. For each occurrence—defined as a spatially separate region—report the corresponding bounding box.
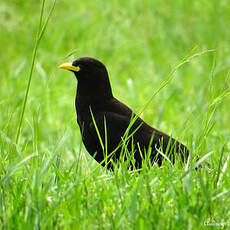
[1,0,230,229]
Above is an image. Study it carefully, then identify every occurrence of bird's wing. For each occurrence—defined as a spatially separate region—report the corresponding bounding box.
[87,111,188,165]
[88,111,131,146]
[88,111,157,153]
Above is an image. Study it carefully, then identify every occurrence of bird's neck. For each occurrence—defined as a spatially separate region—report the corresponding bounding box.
[76,93,113,106]
[75,87,113,114]
[75,78,113,125]
[76,81,113,104]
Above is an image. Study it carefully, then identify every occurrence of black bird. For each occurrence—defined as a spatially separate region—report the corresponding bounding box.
[59,57,189,169]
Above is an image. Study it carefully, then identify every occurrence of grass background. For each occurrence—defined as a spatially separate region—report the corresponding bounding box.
[1,0,230,229]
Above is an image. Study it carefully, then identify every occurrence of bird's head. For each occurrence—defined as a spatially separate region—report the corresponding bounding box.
[58,57,113,98]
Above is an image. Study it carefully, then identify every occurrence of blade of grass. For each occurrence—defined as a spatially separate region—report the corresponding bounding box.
[155,145,173,166]
[0,153,38,184]
[181,151,213,179]
[16,0,57,144]
[89,107,104,152]
[216,155,230,187]
[215,145,225,187]
[138,49,215,115]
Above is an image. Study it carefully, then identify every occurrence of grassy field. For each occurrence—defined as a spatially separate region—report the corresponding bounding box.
[1,0,230,229]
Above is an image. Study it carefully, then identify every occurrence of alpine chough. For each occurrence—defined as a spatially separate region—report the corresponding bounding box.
[59,57,189,169]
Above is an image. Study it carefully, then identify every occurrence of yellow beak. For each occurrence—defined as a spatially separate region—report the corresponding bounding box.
[58,62,80,72]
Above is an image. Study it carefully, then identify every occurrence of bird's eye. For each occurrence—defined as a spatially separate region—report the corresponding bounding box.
[77,64,82,71]
[72,65,81,72]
